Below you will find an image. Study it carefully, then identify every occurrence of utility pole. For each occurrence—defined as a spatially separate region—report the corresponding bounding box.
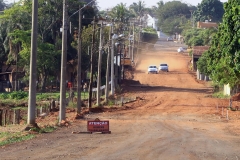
[190,10,194,28]
[137,19,142,57]
[96,22,103,106]
[132,23,135,62]
[105,23,112,102]
[110,21,115,95]
[59,0,68,123]
[88,16,96,109]
[77,6,82,114]
[128,24,131,58]
[122,44,125,80]
[27,0,38,127]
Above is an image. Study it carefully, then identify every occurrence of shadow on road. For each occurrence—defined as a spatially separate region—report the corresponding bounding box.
[126,85,212,94]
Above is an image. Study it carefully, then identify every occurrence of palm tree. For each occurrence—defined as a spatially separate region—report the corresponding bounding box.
[129,1,145,19]
[109,3,129,21]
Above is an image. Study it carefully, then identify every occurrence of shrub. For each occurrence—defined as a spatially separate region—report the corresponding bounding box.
[9,91,28,100]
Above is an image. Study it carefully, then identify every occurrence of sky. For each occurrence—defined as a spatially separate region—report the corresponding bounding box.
[4,0,229,10]
[96,0,228,10]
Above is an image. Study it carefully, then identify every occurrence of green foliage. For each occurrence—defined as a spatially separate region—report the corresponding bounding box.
[182,28,217,47]
[0,93,8,99]
[109,3,131,21]
[193,0,224,22]
[9,91,28,100]
[142,27,158,45]
[129,1,146,17]
[107,100,115,106]
[36,92,60,101]
[0,91,28,100]
[142,27,157,34]
[212,92,230,99]
[156,1,192,35]
[40,126,57,133]
[197,51,208,74]
[203,0,240,87]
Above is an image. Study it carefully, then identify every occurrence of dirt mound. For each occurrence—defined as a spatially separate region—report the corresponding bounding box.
[231,93,240,101]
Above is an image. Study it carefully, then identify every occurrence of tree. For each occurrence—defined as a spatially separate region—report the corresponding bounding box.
[129,1,145,18]
[204,0,240,88]
[109,3,130,21]
[156,1,192,35]
[0,0,6,11]
[193,0,224,22]
[182,28,217,47]
[197,51,208,74]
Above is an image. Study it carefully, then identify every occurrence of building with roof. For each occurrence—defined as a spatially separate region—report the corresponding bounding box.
[192,46,210,71]
[197,21,218,29]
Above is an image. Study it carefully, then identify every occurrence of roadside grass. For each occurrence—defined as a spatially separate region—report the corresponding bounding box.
[212,91,230,99]
[0,131,35,146]
[0,91,89,107]
[0,126,57,146]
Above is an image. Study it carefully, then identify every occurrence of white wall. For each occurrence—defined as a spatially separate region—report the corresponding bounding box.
[224,84,231,96]
[147,14,158,30]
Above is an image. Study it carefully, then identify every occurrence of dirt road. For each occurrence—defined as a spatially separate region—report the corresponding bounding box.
[1,48,240,160]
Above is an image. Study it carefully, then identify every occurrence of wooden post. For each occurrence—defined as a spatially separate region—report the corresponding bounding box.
[16,109,20,124]
[0,109,2,126]
[4,109,7,126]
[14,109,16,124]
[227,109,229,120]
[222,107,224,117]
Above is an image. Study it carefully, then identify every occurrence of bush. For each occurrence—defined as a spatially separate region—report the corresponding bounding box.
[0,91,28,100]
[10,91,28,100]
[0,93,8,99]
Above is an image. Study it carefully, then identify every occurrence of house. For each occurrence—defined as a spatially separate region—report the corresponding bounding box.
[146,14,158,31]
[197,21,218,29]
[192,46,209,71]
[0,65,25,92]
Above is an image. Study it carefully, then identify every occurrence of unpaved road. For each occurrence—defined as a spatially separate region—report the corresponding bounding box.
[1,44,240,160]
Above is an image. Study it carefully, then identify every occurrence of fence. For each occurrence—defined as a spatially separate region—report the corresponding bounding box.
[91,81,111,99]
[0,109,21,126]
[0,106,51,126]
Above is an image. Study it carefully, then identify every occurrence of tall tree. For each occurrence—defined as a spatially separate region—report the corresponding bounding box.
[156,1,191,35]
[204,0,240,87]
[193,0,224,22]
[129,1,145,18]
[109,3,130,21]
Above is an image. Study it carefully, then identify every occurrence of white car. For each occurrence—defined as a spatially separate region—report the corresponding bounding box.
[167,37,173,41]
[159,63,169,72]
[177,47,184,53]
[148,65,158,74]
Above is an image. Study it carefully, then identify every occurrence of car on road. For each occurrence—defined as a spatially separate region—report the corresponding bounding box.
[148,65,158,74]
[167,37,173,41]
[177,47,184,53]
[159,63,169,72]
[177,47,187,53]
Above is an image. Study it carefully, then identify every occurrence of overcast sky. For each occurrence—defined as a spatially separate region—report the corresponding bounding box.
[4,0,228,10]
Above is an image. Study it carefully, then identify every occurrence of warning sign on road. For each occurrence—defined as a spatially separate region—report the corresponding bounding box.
[87,118,111,134]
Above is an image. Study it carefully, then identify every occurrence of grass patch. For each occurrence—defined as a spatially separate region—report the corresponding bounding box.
[0,125,57,146]
[212,91,230,99]
[0,132,35,146]
[30,125,57,133]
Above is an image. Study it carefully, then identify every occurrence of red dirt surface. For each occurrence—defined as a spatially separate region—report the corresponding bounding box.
[1,49,240,160]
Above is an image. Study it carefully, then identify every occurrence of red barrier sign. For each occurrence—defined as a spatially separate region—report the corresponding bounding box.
[87,118,110,133]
